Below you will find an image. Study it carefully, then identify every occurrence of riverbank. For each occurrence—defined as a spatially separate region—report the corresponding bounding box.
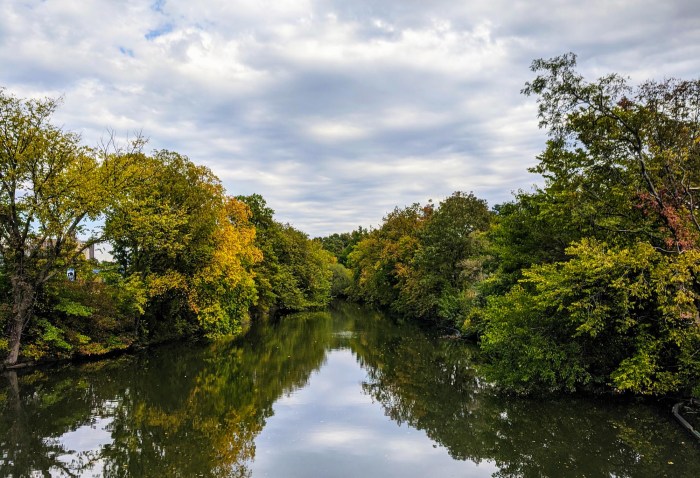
[1,333,210,374]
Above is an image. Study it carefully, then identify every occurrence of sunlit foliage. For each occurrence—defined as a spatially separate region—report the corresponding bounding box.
[106,151,261,341]
[0,89,142,364]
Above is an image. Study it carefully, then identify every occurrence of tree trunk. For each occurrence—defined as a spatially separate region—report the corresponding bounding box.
[4,277,35,366]
[5,371,24,450]
[5,370,21,415]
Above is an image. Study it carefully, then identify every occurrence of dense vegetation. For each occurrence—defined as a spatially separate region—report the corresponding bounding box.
[0,90,340,366]
[342,192,490,324]
[321,55,700,398]
[2,54,699,399]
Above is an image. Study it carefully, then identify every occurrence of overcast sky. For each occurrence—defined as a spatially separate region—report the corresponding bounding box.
[1,1,699,236]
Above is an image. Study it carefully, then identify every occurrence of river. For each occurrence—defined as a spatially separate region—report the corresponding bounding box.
[1,301,699,477]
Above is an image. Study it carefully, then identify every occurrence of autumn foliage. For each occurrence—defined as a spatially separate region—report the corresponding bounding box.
[333,55,700,397]
[0,93,336,365]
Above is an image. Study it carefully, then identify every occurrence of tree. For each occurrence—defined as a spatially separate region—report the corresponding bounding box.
[479,54,700,396]
[315,227,369,266]
[346,193,490,324]
[237,194,334,315]
[481,239,700,395]
[106,151,260,340]
[523,52,700,253]
[0,90,140,365]
[406,192,491,322]
[348,203,431,309]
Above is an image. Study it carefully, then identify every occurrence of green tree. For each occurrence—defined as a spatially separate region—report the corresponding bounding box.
[348,203,431,309]
[523,52,700,252]
[316,227,369,266]
[481,240,700,395]
[484,191,578,294]
[480,54,700,396]
[18,260,146,361]
[397,192,491,323]
[347,193,490,325]
[106,151,260,341]
[0,90,140,365]
[237,194,334,315]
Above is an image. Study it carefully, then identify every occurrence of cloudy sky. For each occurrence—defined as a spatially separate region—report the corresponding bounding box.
[1,1,699,236]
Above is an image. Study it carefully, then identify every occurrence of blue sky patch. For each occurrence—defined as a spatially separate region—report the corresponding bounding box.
[151,0,166,14]
[145,23,173,41]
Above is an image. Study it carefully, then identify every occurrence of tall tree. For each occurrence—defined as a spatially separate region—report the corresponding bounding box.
[348,203,431,310]
[480,54,700,396]
[523,53,700,252]
[407,192,491,322]
[315,227,369,266]
[347,193,490,324]
[0,90,140,365]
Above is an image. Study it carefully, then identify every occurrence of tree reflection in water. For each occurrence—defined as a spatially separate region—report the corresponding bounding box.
[1,302,699,477]
[336,302,700,478]
[0,311,331,477]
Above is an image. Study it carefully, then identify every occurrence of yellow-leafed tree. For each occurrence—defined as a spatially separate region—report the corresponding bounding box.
[106,151,261,341]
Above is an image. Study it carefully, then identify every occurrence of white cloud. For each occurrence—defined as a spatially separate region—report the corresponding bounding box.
[305,120,371,142]
[1,0,698,235]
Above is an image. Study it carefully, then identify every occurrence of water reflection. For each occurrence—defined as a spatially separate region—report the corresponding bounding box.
[337,302,700,477]
[1,302,699,477]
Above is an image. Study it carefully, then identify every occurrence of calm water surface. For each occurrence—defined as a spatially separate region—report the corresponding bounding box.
[1,302,699,477]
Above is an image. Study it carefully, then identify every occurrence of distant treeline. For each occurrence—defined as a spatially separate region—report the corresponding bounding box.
[317,54,700,398]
